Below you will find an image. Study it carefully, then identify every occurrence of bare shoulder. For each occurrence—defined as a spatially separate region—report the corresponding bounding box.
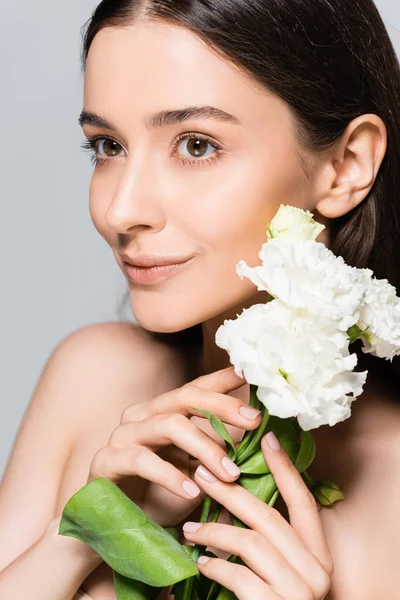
[48,320,194,458]
[0,321,190,571]
[59,320,190,392]
[51,320,194,500]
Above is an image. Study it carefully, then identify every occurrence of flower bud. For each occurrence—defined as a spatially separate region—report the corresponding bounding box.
[312,479,344,507]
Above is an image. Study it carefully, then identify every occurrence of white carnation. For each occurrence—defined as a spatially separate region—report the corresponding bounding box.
[357,274,400,360]
[267,204,325,241]
[236,239,366,331]
[215,300,367,431]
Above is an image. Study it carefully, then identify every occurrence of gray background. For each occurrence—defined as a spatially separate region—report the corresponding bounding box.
[1,1,399,479]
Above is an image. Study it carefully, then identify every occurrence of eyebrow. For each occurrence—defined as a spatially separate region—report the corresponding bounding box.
[78,105,241,131]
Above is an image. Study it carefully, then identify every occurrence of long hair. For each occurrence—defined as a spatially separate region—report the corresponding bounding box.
[81,0,400,377]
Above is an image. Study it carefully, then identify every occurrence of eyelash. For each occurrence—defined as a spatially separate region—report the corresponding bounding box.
[80,132,225,169]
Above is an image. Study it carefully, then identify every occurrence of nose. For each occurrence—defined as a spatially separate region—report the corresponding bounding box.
[105,157,165,234]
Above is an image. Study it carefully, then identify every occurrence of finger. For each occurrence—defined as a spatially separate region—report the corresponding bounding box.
[112,413,243,483]
[89,444,204,500]
[193,364,246,391]
[193,465,330,590]
[261,433,334,574]
[183,522,313,600]
[195,556,281,600]
[121,366,261,427]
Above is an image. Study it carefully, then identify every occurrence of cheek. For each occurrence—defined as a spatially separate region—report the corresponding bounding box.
[182,150,308,270]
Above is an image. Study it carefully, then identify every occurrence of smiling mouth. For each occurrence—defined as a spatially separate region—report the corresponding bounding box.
[122,257,194,285]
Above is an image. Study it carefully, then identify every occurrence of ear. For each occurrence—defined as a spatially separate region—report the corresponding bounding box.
[313,114,387,219]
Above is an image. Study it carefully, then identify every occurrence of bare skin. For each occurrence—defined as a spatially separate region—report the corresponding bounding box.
[1,16,399,600]
[46,325,400,600]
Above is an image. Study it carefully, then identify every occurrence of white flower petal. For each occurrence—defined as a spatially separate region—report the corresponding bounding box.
[215,300,366,430]
[357,274,400,359]
[236,239,366,331]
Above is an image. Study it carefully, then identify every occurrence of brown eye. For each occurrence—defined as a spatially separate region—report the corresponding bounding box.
[99,139,123,157]
[171,132,224,168]
[185,138,210,158]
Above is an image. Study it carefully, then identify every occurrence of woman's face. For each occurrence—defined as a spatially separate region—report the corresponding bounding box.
[82,21,322,333]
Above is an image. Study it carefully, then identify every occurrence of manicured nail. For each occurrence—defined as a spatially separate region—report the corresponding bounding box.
[266,431,281,451]
[221,456,241,476]
[196,465,218,482]
[182,479,201,497]
[239,405,262,420]
[182,521,202,533]
[198,555,211,565]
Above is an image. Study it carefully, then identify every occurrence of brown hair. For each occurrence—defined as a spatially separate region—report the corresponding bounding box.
[80,0,400,378]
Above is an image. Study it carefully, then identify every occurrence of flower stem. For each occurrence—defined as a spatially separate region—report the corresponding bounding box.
[236,405,271,465]
[191,495,212,563]
[211,503,222,523]
[302,469,315,490]
[235,385,265,461]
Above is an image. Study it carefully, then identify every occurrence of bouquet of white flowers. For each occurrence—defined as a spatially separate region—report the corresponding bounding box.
[58,205,400,600]
[217,204,400,431]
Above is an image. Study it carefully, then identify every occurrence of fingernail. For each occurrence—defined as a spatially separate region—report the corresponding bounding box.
[196,465,218,482]
[266,431,281,451]
[182,479,201,497]
[182,521,202,532]
[221,456,241,476]
[239,405,261,420]
[198,555,211,565]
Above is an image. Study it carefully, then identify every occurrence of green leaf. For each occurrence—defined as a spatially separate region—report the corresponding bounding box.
[190,407,236,458]
[59,477,198,587]
[164,527,180,542]
[216,588,238,600]
[238,473,277,503]
[347,323,362,344]
[347,323,372,344]
[113,571,161,600]
[294,430,315,473]
[239,448,270,475]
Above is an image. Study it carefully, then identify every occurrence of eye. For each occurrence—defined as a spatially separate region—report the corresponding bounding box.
[80,137,125,168]
[171,132,225,168]
[80,132,225,168]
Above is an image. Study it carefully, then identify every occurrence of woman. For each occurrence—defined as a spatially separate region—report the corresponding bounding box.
[0,0,399,598]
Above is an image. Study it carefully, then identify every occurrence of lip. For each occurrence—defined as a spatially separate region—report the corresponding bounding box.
[122,257,194,285]
[120,253,193,268]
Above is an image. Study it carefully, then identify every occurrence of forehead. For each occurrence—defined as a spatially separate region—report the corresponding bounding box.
[84,21,290,132]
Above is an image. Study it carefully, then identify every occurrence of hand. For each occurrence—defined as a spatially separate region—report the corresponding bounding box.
[86,366,262,527]
[182,432,334,600]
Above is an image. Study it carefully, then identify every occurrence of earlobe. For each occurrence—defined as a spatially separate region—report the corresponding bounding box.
[314,114,387,220]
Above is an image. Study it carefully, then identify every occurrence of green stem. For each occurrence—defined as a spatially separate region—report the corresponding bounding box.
[236,406,271,465]
[234,385,263,459]
[182,500,225,598]
[302,469,315,490]
[181,496,213,600]
[191,495,212,563]
[211,503,222,523]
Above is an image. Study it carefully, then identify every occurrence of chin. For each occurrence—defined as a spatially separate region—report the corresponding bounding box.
[131,309,200,335]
